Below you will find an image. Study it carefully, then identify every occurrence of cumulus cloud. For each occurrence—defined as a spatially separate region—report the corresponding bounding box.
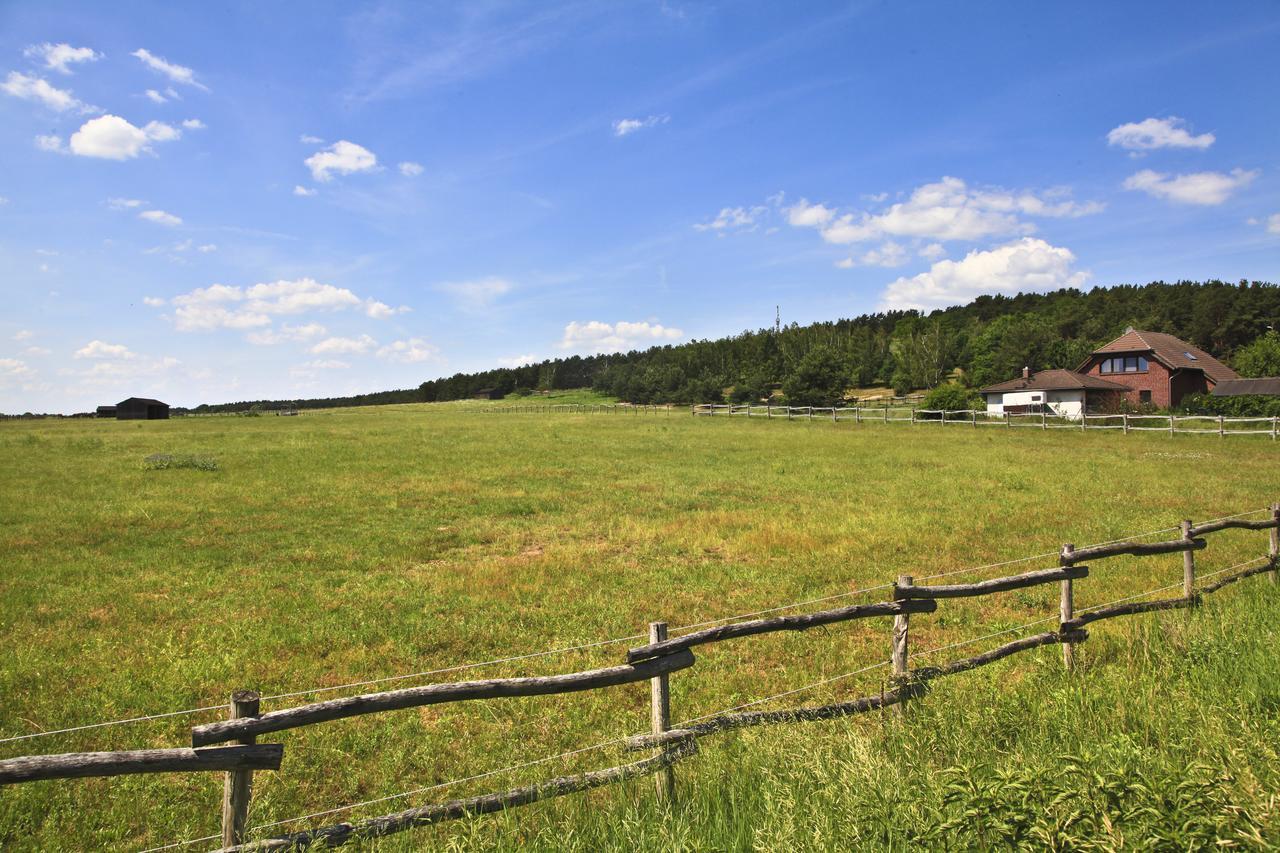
[1,71,97,113]
[398,161,424,176]
[24,43,101,74]
[131,48,207,90]
[75,340,135,359]
[1123,168,1258,206]
[13,330,34,341]
[305,140,378,182]
[108,197,146,209]
[293,185,317,197]
[1107,117,1214,152]
[612,114,670,136]
[246,322,328,346]
[143,296,166,307]
[815,177,1103,246]
[498,353,540,368]
[301,359,349,369]
[837,242,908,269]
[1268,214,1280,236]
[363,300,410,319]
[35,134,64,152]
[299,134,324,144]
[881,237,1088,311]
[67,115,181,159]
[182,118,205,130]
[163,278,406,332]
[559,320,685,354]
[694,206,765,232]
[311,335,377,355]
[919,242,946,260]
[437,276,512,310]
[787,199,835,228]
[139,209,182,226]
[377,338,438,363]
[0,358,33,378]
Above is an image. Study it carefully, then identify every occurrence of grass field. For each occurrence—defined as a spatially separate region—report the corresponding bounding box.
[2,400,1279,849]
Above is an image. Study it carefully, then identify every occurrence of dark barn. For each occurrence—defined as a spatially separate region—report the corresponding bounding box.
[116,397,170,420]
[95,405,117,418]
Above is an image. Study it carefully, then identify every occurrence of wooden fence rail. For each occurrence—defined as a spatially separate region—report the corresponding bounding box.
[4,505,1279,852]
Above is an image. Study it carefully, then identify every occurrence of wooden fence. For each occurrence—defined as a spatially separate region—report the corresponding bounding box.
[3,507,1279,851]
[691,403,1280,438]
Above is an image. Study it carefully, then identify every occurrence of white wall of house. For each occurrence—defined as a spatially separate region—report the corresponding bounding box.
[985,389,1086,419]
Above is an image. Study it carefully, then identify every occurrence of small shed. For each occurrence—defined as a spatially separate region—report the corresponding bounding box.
[473,388,503,400]
[116,397,170,420]
[95,405,118,418]
[1211,378,1280,397]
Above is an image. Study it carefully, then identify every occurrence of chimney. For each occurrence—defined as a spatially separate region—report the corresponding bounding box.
[1022,366,1030,380]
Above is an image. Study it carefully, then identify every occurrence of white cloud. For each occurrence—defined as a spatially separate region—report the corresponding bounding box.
[293,185,317,197]
[559,320,684,354]
[694,206,765,232]
[437,276,512,310]
[164,278,402,332]
[143,296,166,307]
[75,340,135,359]
[839,242,908,269]
[498,353,540,368]
[815,177,1103,246]
[67,115,181,160]
[612,114,670,136]
[311,335,376,355]
[305,140,378,182]
[24,43,101,74]
[301,359,350,370]
[377,338,438,363]
[24,346,52,357]
[1,71,97,113]
[35,134,64,152]
[787,199,835,228]
[108,197,146,209]
[1107,117,1214,152]
[182,118,205,130]
[1267,214,1280,236]
[13,330,34,341]
[139,209,182,226]
[398,161,424,176]
[299,134,323,144]
[197,243,216,252]
[919,242,946,260]
[881,237,1088,311]
[1123,168,1258,206]
[0,196,7,205]
[145,89,167,104]
[0,358,32,377]
[246,322,328,345]
[131,48,207,90]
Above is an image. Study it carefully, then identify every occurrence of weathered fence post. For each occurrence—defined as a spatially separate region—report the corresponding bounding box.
[648,621,675,803]
[1182,519,1196,602]
[910,408,915,426]
[787,406,793,421]
[1270,503,1279,581]
[1081,412,1087,432]
[1123,413,1129,434]
[832,407,838,423]
[1218,415,1225,438]
[892,576,912,717]
[1272,416,1278,440]
[1059,544,1075,671]
[855,406,861,424]
[766,404,772,419]
[221,690,260,848]
[941,409,947,427]
[1169,415,1175,437]
[1041,409,1047,430]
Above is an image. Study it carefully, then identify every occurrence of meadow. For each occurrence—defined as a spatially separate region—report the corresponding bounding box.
[2,396,1279,850]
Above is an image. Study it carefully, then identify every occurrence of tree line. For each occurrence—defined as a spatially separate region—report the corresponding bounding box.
[188,280,1280,414]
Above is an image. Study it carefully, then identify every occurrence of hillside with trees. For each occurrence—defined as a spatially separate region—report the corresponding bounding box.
[189,280,1280,414]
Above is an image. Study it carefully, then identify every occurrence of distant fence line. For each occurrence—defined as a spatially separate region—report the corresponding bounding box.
[3,508,1279,851]
[691,403,1280,438]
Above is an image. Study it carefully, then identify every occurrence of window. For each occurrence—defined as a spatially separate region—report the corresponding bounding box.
[1184,351,1198,361]
[1031,394,1042,402]
[1139,390,1151,404]
[1099,355,1148,374]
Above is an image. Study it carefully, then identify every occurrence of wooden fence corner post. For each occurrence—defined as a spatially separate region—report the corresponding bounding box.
[891,576,912,717]
[1059,544,1075,671]
[221,690,261,848]
[648,622,676,804]
[1181,519,1196,603]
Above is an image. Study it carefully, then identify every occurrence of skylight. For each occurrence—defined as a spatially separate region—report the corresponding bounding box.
[1185,352,1198,360]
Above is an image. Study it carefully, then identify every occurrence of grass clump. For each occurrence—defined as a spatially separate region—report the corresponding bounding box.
[141,452,219,471]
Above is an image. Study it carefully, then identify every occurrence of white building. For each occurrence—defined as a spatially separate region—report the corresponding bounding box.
[981,368,1130,420]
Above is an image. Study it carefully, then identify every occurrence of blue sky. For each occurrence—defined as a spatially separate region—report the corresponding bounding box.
[1,1,1277,413]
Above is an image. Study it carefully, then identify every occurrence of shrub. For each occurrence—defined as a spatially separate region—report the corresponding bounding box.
[142,453,219,471]
[922,382,982,412]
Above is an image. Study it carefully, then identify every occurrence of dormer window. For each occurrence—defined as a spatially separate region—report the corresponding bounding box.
[1099,356,1148,374]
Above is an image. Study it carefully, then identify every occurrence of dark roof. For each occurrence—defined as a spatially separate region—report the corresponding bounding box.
[1211,378,1280,397]
[982,369,1131,394]
[1083,329,1238,384]
[117,397,168,406]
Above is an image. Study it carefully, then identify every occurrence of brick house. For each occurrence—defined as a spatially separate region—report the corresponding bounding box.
[1076,328,1238,409]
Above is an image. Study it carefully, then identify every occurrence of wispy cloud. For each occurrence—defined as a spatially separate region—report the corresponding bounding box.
[132,48,208,90]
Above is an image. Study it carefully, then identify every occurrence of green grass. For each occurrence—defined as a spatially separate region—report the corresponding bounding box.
[1,404,1278,850]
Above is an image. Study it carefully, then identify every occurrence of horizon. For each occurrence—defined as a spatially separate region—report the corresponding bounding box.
[2,2,1278,413]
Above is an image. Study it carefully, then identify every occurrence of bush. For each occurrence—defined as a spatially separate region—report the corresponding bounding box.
[1178,393,1280,418]
[783,346,850,407]
[922,382,982,412]
[142,453,219,471]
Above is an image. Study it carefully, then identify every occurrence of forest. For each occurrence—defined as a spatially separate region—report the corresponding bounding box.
[187,280,1280,414]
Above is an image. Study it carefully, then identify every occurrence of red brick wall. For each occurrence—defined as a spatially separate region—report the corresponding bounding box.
[1081,355,1171,408]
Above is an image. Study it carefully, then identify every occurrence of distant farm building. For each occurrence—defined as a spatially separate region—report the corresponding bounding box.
[472,388,504,400]
[95,405,117,418]
[983,329,1243,418]
[115,397,170,420]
